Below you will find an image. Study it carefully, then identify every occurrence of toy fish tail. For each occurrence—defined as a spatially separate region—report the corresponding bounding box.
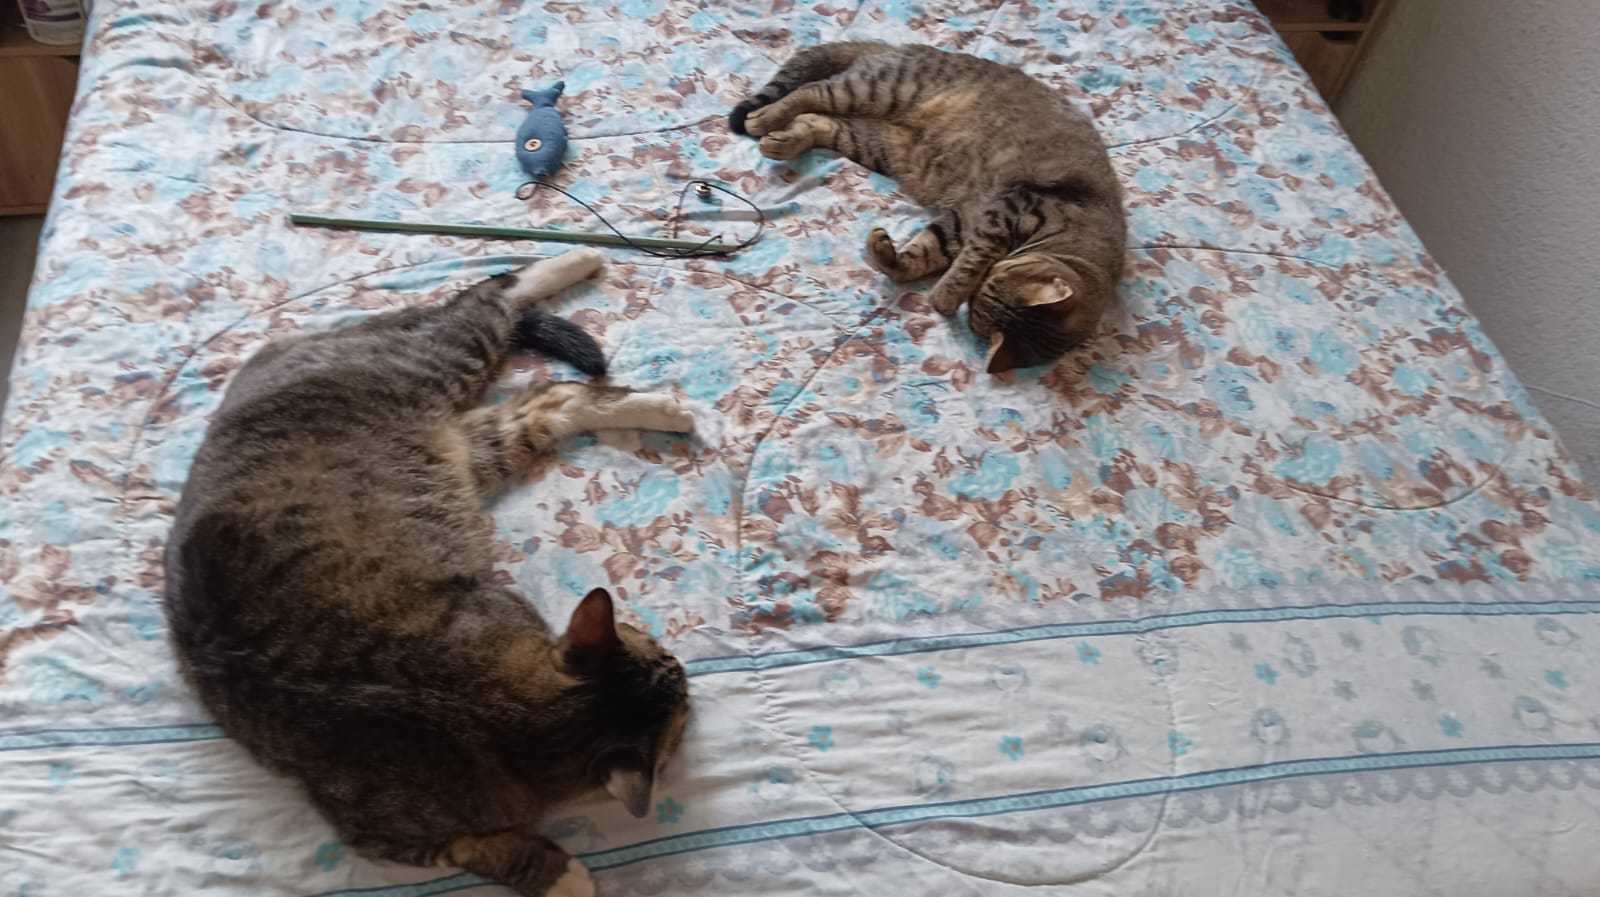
[520,80,567,108]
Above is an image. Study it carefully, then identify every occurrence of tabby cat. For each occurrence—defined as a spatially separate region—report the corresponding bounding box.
[730,42,1127,373]
[163,250,691,897]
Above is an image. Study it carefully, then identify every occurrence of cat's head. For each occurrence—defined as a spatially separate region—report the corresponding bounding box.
[556,588,691,818]
[968,253,1102,373]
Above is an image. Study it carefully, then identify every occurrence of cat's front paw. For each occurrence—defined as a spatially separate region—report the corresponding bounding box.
[758,130,808,161]
[741,104,788,138]
[865,228,900,276]
[544,858,594,897]
[930,288,966,316]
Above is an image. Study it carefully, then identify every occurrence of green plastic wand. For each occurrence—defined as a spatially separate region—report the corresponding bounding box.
[289,213,741,254]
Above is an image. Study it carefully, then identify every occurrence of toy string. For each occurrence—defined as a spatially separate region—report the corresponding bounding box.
[516,178,766,259]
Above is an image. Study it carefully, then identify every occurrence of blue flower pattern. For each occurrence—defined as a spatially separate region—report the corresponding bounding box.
[313,843,345,872]
[111,848,139,878]
[594,475,680,529]
[948,452,1022,501]
[808,727,834,752]
[656,797,685,824]
[48,763,74,788]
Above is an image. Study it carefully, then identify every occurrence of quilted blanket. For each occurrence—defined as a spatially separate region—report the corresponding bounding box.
[4,1,1600,895]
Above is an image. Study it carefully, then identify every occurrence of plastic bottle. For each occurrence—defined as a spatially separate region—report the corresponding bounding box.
[14,0,86,46]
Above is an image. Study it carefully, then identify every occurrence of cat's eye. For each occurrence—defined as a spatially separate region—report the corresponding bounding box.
[523,138,543,153]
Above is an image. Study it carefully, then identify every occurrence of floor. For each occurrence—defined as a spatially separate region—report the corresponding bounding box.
[0,215,43,419]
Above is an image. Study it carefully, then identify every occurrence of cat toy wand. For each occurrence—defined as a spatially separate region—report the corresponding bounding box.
[292,81,764,258]
[287,213,743,255]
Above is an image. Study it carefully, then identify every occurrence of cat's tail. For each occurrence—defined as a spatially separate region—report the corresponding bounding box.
[512,310,607,377]
[729,41,894,135]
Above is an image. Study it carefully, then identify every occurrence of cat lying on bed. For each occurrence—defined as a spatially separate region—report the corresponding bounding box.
[731,42,1127,373]
[163,250,690,897]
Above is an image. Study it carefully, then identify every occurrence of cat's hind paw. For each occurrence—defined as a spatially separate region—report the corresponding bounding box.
[544,389,695,438]
[506,250,605,305]
[630,395,695,434]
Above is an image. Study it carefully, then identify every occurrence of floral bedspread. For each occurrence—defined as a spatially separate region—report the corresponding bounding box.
[4,1,1600,895]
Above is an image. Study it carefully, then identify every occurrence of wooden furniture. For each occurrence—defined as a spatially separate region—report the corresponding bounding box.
[1254,0,1393,103]
[1,10,80,216]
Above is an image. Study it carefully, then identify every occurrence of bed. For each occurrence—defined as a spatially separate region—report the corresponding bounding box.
[4,1,1600,895]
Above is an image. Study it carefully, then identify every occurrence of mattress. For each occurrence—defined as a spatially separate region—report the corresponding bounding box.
[4,1,1600,895]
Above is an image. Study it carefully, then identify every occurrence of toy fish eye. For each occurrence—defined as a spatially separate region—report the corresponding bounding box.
[523,138,543,153]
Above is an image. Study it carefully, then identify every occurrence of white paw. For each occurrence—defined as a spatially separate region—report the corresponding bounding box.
[663,400,696,434]
[541,248,605,283]
[545,858,594,897]
[634,395,696,434]
[509,249,605,303]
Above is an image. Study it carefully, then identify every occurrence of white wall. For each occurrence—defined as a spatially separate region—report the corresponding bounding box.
[1338,0,1600,483]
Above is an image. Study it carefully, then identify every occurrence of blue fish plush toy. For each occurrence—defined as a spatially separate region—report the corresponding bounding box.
[515,81,568,180]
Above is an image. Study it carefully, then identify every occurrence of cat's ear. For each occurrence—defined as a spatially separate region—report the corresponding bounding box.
[565,588,620,650]
[1020,277,1075,308]
[606,767,654,818]
[986,331,1022,374]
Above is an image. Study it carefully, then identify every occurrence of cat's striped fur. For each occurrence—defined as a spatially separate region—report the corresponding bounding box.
[732,42,1127,373]
[164,250,691,897]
